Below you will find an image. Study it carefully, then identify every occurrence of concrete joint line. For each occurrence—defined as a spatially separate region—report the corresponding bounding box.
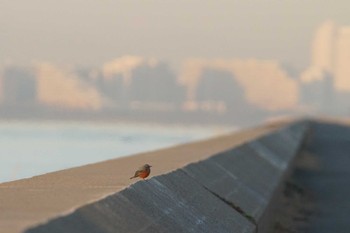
[180,169,258,233]
[203,186,258,233]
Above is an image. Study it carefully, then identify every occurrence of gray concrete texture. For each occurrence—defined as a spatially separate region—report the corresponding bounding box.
[183,122,308,222]
[26,171,255,233]
[1,121,286,233]
[293,121,350,232]
[24,121,309,233]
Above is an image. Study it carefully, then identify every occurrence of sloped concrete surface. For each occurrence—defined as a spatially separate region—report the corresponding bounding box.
[184,145,276,221]
[26,171,255,233]
[183,123,307,224]
[293,121,350,232]
[0,121,308,233]
[23,121,309,233]
[0,121,284,233]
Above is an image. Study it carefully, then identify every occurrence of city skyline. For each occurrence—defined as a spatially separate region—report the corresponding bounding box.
[1,18,350,125]
[0,56,298,111]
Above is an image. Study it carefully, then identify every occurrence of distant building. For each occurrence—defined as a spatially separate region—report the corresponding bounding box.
[98,73,131,109]
[311,20,336,73]
[180,58,298,111]
[128,62,185,110]
[35,63,104,110]
[102,56,145,85]
[300,20,350,115]
[299,68,334,113]
[334,27,350,91]
[2,66,37,106]
[101,57,186,110]
[309,21,350,91]
[196,68,248,113]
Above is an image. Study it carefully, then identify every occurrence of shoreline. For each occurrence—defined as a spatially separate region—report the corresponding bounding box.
[0,117,239,134]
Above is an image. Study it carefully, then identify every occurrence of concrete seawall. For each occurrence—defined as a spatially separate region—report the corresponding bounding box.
[0,122,308,233]
[13,121,309,233]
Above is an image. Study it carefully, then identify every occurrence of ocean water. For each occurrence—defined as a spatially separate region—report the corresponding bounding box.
[0,121,233,183]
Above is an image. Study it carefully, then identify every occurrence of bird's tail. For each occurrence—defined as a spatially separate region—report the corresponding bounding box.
[130,176,136,179]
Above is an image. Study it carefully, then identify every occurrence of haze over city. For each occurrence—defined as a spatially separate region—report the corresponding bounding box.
[1,0,350,126]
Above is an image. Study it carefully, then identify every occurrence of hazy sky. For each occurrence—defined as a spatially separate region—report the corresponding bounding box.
[1,0,349,70]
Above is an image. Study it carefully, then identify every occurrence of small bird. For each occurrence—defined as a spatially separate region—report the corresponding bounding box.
[130,164,152,179]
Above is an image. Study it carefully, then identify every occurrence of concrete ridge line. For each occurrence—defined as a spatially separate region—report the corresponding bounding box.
[27,120,320,232]
[2,120,311,233]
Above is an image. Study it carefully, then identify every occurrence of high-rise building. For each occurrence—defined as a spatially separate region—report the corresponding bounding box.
[180,58,298,111]
[2,66,37,106]
[311,20,336,73]
[334,26,350,91]
[300,21,350,115]
[307,21,350,91]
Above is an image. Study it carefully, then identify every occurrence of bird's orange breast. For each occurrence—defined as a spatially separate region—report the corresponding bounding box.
[139,170,150,178]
